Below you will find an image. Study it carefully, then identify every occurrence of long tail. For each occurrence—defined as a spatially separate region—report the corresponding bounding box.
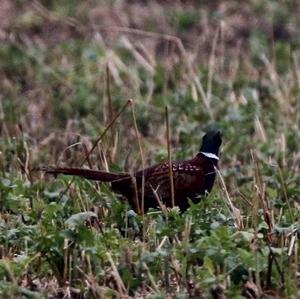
[43,166,130,182]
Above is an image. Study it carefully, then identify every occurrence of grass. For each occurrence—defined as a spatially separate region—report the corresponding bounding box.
[1,0,300,298]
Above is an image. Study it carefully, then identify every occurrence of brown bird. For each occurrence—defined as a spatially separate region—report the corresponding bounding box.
[44,130,222,213]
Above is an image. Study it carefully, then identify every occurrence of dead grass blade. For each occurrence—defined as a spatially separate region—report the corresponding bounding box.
[165,106,175,208]
[130,174,141,215]
[150,185,167,216]
[106,64,118,163]
[106,252,127,297]
[215,166,243,230]
[130,99,145,215]
[57,99,131,200]
[94,26,214,119]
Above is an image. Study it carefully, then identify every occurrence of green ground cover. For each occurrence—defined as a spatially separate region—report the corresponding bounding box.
[0,1,300,298]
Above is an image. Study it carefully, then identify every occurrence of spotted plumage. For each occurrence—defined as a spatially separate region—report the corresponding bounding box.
[44,130,222,213]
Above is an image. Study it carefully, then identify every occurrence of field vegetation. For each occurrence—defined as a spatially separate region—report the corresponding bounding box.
[1,0,300,298]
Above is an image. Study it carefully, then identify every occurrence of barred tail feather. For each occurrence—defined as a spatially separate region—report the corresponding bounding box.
[43,167,130,182]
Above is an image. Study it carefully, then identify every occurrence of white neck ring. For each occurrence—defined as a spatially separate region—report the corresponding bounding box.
[200,152,219,160]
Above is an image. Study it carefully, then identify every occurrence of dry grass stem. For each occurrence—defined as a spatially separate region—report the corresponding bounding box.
[130,99,145,215]
[106,252,127,296]
[165,106,175,208]
[150,185,167,216]
[215,166,243,229]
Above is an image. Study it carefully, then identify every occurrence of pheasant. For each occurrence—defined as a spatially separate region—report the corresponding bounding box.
[44,130,222,213]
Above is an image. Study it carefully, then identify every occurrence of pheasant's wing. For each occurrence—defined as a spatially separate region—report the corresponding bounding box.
[172,162,206,194]
[135,162,169,190]
[136,160,206,190]
[134,159,209,209]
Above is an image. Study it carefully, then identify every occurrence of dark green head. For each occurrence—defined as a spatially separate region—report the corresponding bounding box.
[200,130,222,158]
